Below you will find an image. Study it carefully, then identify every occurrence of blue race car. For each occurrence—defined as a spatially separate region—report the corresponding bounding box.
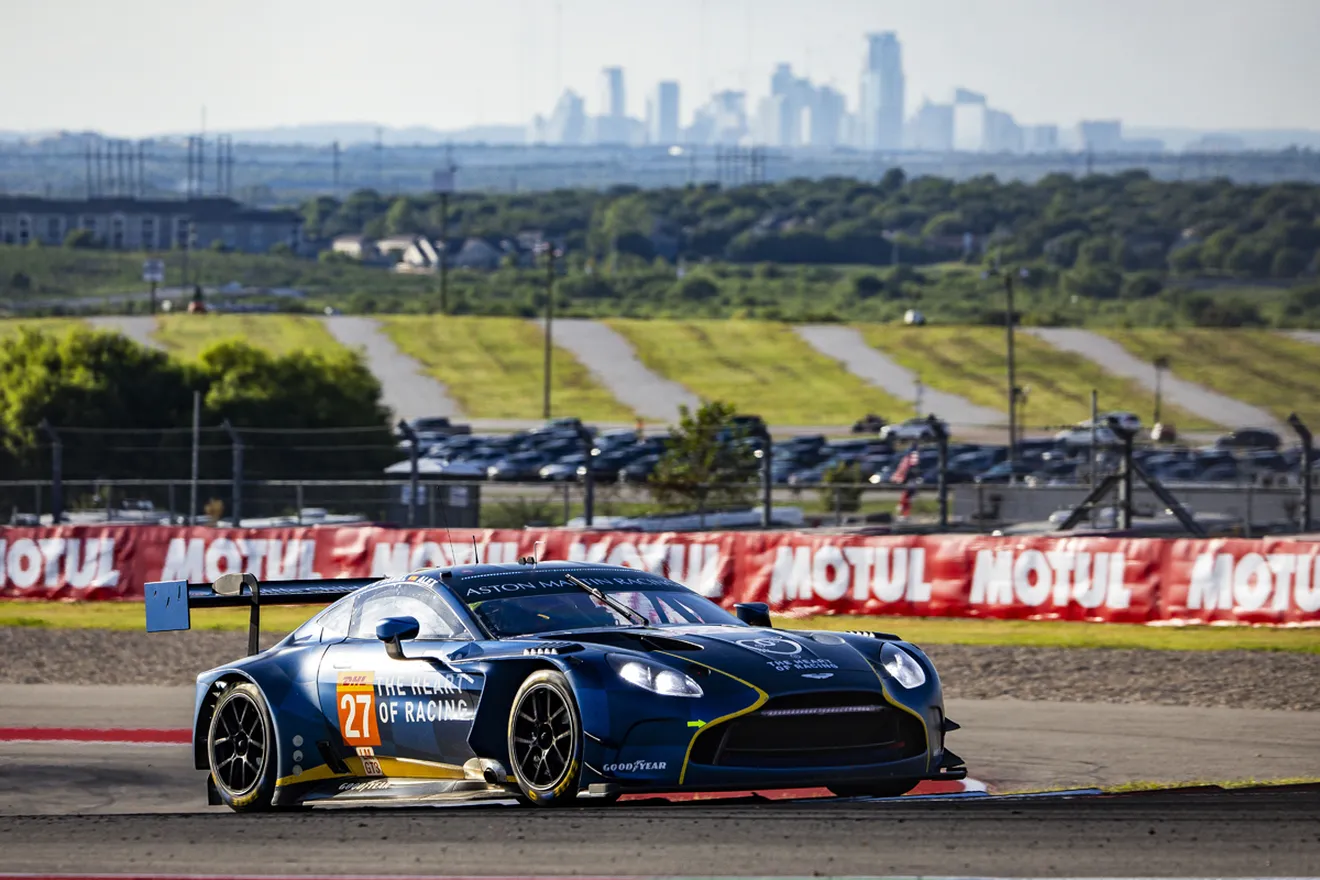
[145,560,965,811]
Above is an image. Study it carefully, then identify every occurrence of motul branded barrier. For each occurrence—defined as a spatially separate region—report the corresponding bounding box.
[1,526,1318,625]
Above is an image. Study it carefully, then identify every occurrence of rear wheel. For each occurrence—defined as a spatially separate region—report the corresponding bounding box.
[508,670,582,807]
[207,682,278,812]
[829,779,919,799]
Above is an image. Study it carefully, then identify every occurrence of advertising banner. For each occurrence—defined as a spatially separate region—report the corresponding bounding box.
[2,525,1317,625]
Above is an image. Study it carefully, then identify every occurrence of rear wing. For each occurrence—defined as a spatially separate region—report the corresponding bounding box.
[145,572,379,655]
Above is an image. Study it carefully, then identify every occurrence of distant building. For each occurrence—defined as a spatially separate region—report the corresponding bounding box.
[331,235,379,261]
[544,90,587,145]
[1078,120,1124,153]
[952,92,1021,153]
[807,86,846,148]
[688,90,748,146]
[1023,124,1059,153]
[597,67,628,144]
[859,32,905,150]
[647,81,681,145]
[0,196,300,252]
[907,100,954,151]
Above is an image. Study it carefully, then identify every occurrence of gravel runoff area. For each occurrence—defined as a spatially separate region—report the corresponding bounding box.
[1,627,1316,712]
[1025,327,1283,431]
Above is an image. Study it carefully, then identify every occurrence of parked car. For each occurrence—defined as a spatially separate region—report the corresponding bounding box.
[1214,429,1282,451]
[1055,424,1119,448]
[880,418,946,443]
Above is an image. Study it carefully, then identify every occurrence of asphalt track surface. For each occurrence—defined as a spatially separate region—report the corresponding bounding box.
[2,686,1319,876]
[794,325,1004,427]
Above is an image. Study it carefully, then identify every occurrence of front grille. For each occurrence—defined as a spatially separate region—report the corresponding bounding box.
[690,692,925,769]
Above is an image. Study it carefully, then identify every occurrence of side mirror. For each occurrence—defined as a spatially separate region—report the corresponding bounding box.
[734,602,772,627]
[376,615,420,660]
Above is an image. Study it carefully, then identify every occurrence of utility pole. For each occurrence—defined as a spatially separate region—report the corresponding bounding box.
[1002,269,1019,467]
[189,391,201,526]
[331,140,340,196]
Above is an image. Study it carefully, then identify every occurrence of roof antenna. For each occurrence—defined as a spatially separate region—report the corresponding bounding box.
[533,541,543,566]
[472,535,480,564]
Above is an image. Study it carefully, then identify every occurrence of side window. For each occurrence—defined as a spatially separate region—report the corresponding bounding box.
[348,583,467,641]
[317,598,355,640]
[289,596,354,644]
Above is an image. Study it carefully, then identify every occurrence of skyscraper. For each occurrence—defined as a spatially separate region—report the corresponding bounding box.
[597,67,627,144]
[860,32,905,151]
[647,81,681,145]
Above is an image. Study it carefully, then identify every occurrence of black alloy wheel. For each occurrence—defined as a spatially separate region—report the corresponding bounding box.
[508,670,583,806]
[207,682,278,811]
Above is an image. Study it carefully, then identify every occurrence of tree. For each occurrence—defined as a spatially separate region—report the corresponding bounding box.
[384,197,418,236]
[63,228,96,249]
[648,401,760,512]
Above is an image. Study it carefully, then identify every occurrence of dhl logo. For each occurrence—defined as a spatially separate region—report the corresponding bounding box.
[337,672,374,689]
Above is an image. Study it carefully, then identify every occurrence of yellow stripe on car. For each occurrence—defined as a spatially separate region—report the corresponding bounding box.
[656,651,768,785]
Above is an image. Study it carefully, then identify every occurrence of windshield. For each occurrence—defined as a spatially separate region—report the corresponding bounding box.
[469,588,742,638]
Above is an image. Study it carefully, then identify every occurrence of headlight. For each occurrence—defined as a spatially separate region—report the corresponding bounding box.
[879,642,926,689]
[607,654,703,698]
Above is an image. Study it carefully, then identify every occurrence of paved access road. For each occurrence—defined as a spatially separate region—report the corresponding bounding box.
[87,316,163,350]
[795,325,1004,427]
[322,315,461,421]
[1027,327,1281,430]
[541,318,701,423]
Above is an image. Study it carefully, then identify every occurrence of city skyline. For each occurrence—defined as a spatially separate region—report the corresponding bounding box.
[4,0,1319,139]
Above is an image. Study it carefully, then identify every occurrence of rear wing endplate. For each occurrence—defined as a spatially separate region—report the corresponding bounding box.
[145,572,378,655]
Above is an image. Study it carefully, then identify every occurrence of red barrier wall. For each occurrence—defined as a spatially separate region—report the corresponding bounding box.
[2,525,1318,625]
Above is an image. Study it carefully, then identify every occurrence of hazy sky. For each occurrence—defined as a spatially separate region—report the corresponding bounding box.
[4,0,1317,136]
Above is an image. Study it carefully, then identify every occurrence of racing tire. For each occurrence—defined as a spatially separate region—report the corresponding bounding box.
[207,682,278,812]
[508,670,583,807]
[828,779,920,799]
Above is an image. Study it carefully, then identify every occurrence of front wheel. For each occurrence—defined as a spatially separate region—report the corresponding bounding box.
[829,779,919,799]
[507,670,583,807]
[207,682,278,812]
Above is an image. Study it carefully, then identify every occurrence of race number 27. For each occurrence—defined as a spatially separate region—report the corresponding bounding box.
[335,672,381,746]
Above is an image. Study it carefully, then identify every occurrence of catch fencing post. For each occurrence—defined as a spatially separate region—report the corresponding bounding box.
[753,425,773,529]
[1288,413,1313,532]
[39,420,63,524]
[396,420,419,527]
[927,414,949,529]
[576,425,595,527]
[221,420,243,526]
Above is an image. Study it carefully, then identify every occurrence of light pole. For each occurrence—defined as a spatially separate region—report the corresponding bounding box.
[1153,356,1170,425]
[536,242,563,420]
[984,264,1026,467]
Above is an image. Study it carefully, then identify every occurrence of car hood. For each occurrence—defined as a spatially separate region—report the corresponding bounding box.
[551,625,885,691]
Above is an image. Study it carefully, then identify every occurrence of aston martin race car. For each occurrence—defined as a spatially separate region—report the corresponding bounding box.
[145,560,965,811]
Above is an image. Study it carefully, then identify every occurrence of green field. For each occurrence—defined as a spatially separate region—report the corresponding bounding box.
[858,325,1218,431]
[1105,329,1320,428]
[607,319,909,426]
[3,601,1316,653]
[152,314,345,359]
[0,318,86,338]
[381,316,635,421]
